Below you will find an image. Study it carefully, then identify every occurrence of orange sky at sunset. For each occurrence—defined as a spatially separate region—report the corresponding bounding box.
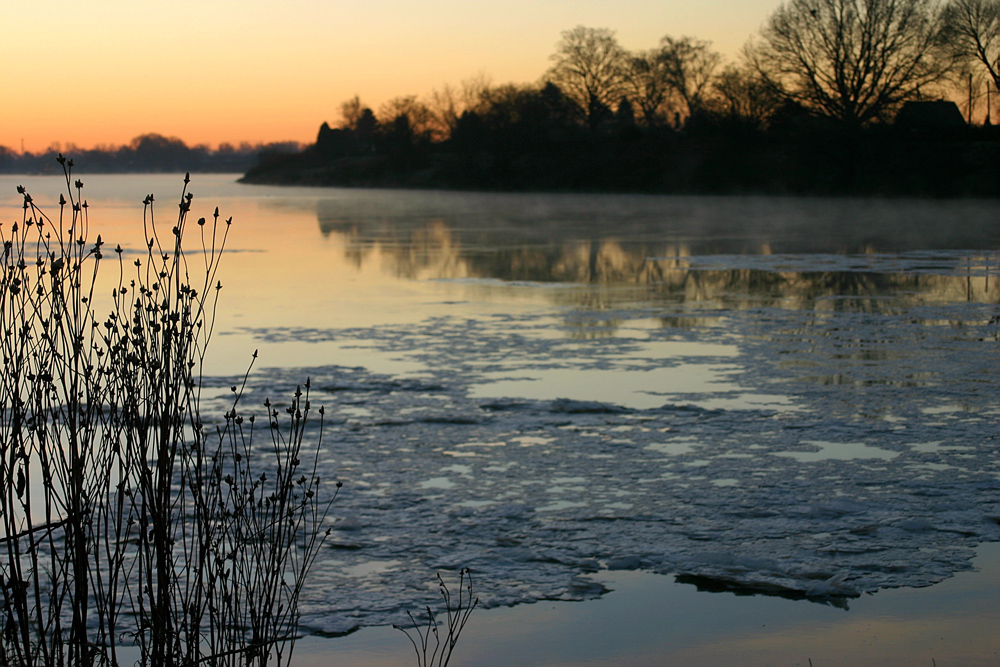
[2,0,783,153]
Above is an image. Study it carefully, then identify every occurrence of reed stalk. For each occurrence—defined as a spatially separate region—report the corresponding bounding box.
[0,159,334,666]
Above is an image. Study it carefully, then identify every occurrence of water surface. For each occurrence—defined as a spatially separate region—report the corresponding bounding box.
[3,174,998,637]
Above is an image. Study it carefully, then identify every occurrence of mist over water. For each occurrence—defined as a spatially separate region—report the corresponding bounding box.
[3,174,998,635]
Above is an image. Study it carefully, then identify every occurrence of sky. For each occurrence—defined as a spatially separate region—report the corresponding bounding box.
[1,0,784,153]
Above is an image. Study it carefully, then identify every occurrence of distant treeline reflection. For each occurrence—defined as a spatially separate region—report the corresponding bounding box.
[315,213,1000,311]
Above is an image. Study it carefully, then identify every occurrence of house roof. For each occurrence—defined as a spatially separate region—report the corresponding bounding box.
[894,101,967,130]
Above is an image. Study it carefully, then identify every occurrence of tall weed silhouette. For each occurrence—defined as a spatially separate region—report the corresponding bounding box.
[0,158,334,666]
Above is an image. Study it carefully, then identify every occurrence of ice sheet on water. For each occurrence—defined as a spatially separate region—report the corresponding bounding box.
[228,295,1000,634]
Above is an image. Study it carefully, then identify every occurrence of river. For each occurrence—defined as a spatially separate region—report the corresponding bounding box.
[3,173,998,663]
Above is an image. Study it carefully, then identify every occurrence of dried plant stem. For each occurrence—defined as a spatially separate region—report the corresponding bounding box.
[395,569,479,667]
[0,159,334,666]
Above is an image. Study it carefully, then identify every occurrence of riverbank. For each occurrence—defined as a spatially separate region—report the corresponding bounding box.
[240,126,1000,198]
[290,542,1000,666]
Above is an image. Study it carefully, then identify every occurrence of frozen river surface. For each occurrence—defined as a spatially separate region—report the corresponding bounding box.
[4,175,999,636]
[244,287,1000,634]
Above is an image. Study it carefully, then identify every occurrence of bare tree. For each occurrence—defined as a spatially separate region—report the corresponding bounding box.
[942,0,1000,91]
[659,36,723,118]
[378,96,436,138]
[624,49,675,126]
[340,95,366,129]
[427,85,462,140]
[460,72,495,115]
[545,26,628,129]
[714,63,784,125]
[473,83,538,128]
[750,0,956,125]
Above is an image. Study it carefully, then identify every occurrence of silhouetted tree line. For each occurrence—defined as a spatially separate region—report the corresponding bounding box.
[0,133,302,174]
[244,0,999,195]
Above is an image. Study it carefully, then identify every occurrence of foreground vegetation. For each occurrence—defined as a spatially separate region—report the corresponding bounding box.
[0,159,333,665]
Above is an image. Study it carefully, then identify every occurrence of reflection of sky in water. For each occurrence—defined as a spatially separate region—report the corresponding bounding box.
[775,440,900,462]
[469,364,744,410]
[3,174,999,636]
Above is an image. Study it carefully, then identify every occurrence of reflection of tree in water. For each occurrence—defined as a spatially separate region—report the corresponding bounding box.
[331,223,368,269]
[320,217,467,280]
[316,211,1000,316]
[381,220,468,280]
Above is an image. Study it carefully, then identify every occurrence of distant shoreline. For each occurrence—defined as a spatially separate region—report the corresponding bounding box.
[239,130,1000,199]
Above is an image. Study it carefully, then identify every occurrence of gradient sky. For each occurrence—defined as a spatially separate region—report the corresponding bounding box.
[2,0,784,153]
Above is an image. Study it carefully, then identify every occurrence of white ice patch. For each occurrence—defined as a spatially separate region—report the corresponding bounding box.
[775,440,900,462]
[470,364,745,411]
[418,477,455,490]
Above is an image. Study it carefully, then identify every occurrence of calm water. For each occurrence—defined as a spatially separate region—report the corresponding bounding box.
[3,174,999,639]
